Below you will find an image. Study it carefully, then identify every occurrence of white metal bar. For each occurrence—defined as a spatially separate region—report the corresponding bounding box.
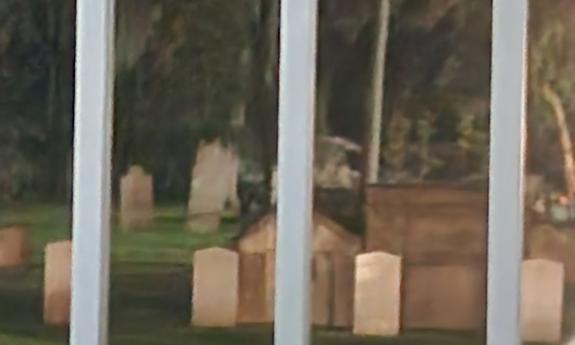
[487,1,528,345]
[70,0,115,344]
[274,0,318,344]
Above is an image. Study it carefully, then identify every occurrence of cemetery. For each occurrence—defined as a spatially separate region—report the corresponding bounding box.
[0,163,572,344]
[1,0,575,344]
[0,204,493,345]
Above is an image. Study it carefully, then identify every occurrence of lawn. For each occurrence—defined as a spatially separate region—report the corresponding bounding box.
[0,205,547,344]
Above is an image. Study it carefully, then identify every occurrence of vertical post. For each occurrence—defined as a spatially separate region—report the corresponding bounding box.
[70,0,115,344]
[488,1,528,345]
[275,0,318,345]
[366,0,391,184]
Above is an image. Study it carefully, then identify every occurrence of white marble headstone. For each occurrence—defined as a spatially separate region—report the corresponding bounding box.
[188,140,240,232]
[192,247,239,327]
[521,259,564,343]
[353,251,401,336]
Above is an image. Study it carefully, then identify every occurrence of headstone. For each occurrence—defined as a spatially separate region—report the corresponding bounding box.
[188,140,240,232]
[521,259,564,343]
[402,265,485,330]
[0,227,28,268]
[353,252,401,336]
[44,241,72,325]
[312,253,332,326]
[238,253,267,323]
[224,152,241,218]
[192,247,239,327]
[120,165,154,230]
[332,254,355,328]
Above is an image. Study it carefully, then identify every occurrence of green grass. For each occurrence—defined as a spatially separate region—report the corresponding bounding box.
[0,205,548,344]
[0,263,486,345]
[0,205,238,265]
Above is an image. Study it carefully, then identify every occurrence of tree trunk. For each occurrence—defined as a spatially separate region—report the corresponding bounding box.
[365,0,391,184]
[45,0,62,199]
[232,48,251,128]
[58,0,75,205]
[259,0,279,207]
[316,71,332,135]
[542,83,575,199]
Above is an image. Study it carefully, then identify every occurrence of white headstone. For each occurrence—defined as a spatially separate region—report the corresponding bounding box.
[521,259,564,343]
[44,241,72,325]
[188,140,240,232]
[192,247,239,327]
[120,165,154,230]
[353,252,401,336]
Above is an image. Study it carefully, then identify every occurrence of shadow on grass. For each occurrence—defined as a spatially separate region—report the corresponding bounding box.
[0,264,490,345]
[0,205,509,344]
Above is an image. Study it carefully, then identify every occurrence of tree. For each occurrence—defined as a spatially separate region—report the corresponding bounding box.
[529,0,575,198]
[114,0,267,200]
[365,0,391,184]
[0,0,75,201]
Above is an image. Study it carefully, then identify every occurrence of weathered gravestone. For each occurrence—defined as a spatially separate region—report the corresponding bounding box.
[402,265,485,330]
[44,241,72,325]
[188,140,240,233]
[313,253,332,326]
[192,247,239,327]
[521,259,564,343]
[120,165,154,230]
[0,227,28,268]
[353,252,401,336]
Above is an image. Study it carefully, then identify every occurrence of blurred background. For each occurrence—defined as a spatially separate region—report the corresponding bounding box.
[0,0,573,344]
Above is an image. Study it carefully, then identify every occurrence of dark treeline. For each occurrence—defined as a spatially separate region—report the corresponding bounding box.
[0,0,572,203]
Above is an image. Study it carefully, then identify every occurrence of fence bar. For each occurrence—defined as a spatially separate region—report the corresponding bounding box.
[274,0,318,345]
[488,1,528,345]
[70,0,115,344]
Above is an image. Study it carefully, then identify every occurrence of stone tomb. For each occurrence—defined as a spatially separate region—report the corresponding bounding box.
[0,227,28,267]
[353,252,401,336]
[402,264,485,330]
[365,185,487,264]
[187,140,240,233]
[521,259,564,343]
[238,252,268,323]
[237,250,276,324]
[332,254,355,328]
[120,165,154,230]
[237,212,360,326]
[44,240,72,325]
[192,247,239,327]
[365,185,488,332]
[312,253,332,326]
